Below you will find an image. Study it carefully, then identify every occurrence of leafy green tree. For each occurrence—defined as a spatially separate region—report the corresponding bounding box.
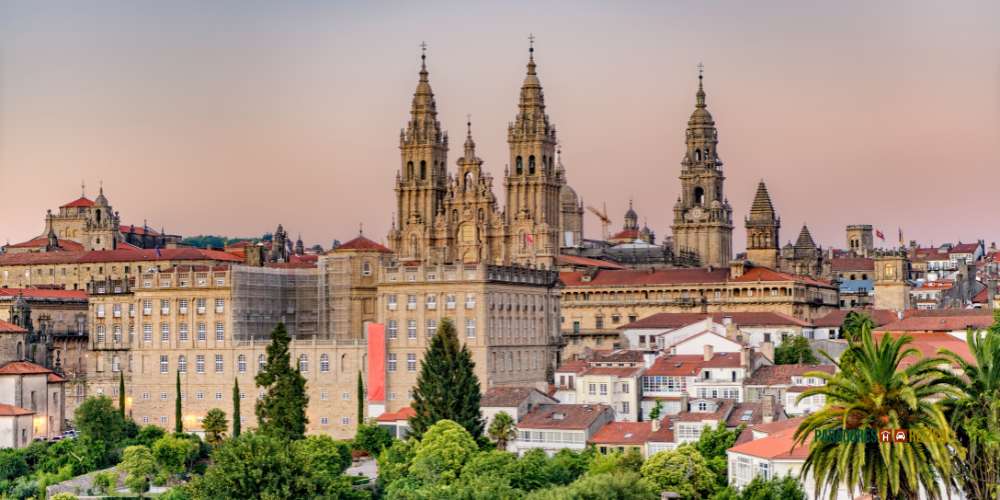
[354,422,393,456]
[840,310,876,342]
[357,370,365,425]
[291,435,353,487]
[648,400,663,421]
[92,470,117,495]
[694,422,744,489]
[487,412,517,451]
[136,425,166,447]
[940,313,1000,500]
[640,445,716,498]
[376,439,416,491]
[793,325,961,499]
[408,419,479,484]
[152,434,199,477]
[76,396,127,445]
[0,449,29,483]
[202,409,228,446]
[511,448,553,491]
[175,370,183,433]
[119,371,126,417]
[460,449,518,480]
[232,378,241,438]
[121,445,155,496]
[544,448,594,486]
[255,322,309,441]
[737,474,808,500]
[409,318,484,439]
[50,493,78,500]
[526,471,659,500]
[587,449,643,476]
[774,335,819,364]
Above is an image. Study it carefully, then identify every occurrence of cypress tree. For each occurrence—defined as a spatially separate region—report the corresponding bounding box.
[356,370,364,425]
[175,370,183,433]
[409,318,483,439]
[232,378,241,438]
[118,371,126,418]
[255,322,308,440]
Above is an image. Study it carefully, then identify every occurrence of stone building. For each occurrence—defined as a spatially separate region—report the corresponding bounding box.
[0,358,67,448]
[873,250,912,312]
[387,44,582,270]
[374,262,561,414]
[671,73,734,268]
[744,181,780,270]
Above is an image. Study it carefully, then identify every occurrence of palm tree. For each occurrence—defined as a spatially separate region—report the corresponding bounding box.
[488,411,517,451]
[793,325,962,499]
[840,310,875,342]
[939,313,1000,500]
[202,408,229,446]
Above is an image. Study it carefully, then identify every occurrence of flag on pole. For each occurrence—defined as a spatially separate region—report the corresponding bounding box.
[876,230,885,241]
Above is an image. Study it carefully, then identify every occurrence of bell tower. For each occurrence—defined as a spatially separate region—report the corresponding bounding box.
[389,44,449,262]
[504,36,561,268]
[745,180,780,269]
[671,67,733,267]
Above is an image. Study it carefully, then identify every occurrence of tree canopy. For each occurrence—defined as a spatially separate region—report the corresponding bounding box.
[255,322,309,441]
[409,318,484,439]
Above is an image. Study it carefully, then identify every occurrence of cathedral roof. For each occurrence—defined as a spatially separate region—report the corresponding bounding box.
[60,196,95,208]
[5,236,84,251]
[94,186,109,206]
[794,225,817,249]
[335,235,392,253]
[748,181,776,219]
[688,74,715,127]
[0,247,242,266]
[0,320,27,334]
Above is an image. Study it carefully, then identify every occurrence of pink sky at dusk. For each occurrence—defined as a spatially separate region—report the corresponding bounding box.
[1,1,998,251]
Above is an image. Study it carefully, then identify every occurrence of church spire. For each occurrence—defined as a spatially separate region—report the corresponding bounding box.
[405,41,443,146]
[464,115,476,159]
[749,180,776,220]
[696,62,706,108]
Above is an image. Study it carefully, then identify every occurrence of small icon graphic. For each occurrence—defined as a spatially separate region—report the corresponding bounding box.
[879,430,892,443]
[893,429,909,443]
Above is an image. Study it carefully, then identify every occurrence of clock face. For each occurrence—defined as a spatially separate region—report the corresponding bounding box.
[884,264,895,279]
[687,206,704,221]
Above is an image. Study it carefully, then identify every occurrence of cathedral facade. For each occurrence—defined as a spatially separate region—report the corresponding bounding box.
[387,45,583,270]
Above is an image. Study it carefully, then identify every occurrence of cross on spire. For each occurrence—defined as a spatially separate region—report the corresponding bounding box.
[697,62,704,80]
[81,180,86,197]
[528,33,535,52]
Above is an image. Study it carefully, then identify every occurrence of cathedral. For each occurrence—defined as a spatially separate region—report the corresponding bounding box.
[386,43,583,270]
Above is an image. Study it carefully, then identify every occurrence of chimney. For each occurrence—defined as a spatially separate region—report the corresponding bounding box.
[760,341,775,363]
[730,260,745,279]
[740,347,751,369]
[680,394,689,413]
[761,395,775,423]
[703,344,714,362]
[651,417,661,432]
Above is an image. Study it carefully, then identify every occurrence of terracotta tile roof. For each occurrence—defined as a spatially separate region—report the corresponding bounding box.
[591,349,646,364]
[973,288,989,304]
[876,309,994,333]
[481,387,553,407]
[950,242,980,254]
[727,425,809,460]
[517,404,612,430]
[60,196,95,208]
[0,247,242,266]
[700,351,743,368]
[0,403,34,416]
[811,309,899,328]
[0,288,89,301]
[119,225,160,236]
[376,407,415,422]
[335,235,392,253]
[560,267,730,287]
[0,360,52,375]
[589,421,654,445]
[610,229,640,241]
[872,332,973,368]
[47,373,67,383]
[645,354,707,376]
[649,420,675,442]
[745,364,834,386]
[265,261,317,269]
[725,401,785,427]
[556,255,626,270]
[581,366,644,377]
[911,247,951,263]
[623,311,810,330]
[749,416,804,435]
[555,359,590,374]
[0,320,27,334]
[674,399,735,422]
[733,267,833,288]
[5,236,85,251]
[830,258,874,272]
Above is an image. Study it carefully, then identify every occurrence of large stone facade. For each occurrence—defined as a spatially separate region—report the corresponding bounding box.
[375,262,561,414]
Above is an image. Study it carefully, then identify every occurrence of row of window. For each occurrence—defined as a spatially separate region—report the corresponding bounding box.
[95,321,226,343]
[586,382,630,395]
[387,318,476,340]
[153,352,340,374]
[517,430,585,444]
[387,294,475,310]
[96,298,224,318]
[386,353,418,372]
[491,350,542,373]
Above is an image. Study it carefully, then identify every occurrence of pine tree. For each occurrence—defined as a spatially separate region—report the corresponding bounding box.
[232,378,241,438]
[255,322,309,441]
[409,318,484,439]
[356,370,364,425]
[118,371,126,418]
[175,370,183,433]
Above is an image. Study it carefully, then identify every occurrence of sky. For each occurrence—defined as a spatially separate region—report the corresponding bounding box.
[1,0,998,251]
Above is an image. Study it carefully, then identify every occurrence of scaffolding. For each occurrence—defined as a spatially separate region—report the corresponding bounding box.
[230,265,320,341]
[317,254,357,341]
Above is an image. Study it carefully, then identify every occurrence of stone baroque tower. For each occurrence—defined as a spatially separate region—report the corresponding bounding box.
[504,41,561,269]
[846,225,874,257]
[745,180,780,269]
[874,249,912,311]
[435,120,507,264]
[671,71,733,267]
[388,48,449,262]
[556,147,584,248]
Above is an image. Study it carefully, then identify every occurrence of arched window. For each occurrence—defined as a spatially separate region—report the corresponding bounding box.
[409,235,419,258]
[16,342,22,360]
[704,148,710,161]
[178,355,187,373]
[528,155,536,175]
[238,354,247,373]
[96,209,102,224]
[693,186,705,205]
[341,354,347,372]
[464,172,473,190]
[257,354,265,371]
[298,354,309,372]
[694,150,702,162]
[420,160,426,180]
[406,161,414,179]
[320,353,330,372]
[515,156,523,175]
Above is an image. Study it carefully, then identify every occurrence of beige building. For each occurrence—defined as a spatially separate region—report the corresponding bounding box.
[85,257,375,439]
[874,250,912,312]
[0,359,66,447]
[375,262,561,414]
[559,263,838,358]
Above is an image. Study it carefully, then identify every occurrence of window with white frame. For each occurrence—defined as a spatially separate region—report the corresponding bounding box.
[215,298,224,313]
[215,322,224,341]
[446,294,456,309]
[465,318,476,338]
[96,325,106,343]
[387,320,398,340]
[215,354,224,373]
[387,354,397,372]
[112,324,122,343]
[160,355,168,373]
[177,355,187,373]
[407,353,416,371]
[406,295,417,310]
[195,355,205,373]
[238,354,247,373]
[96,304,105,318]
[142,299,152,315]
[387,295,397,310]
[160,323,169,342]
[160,299,170,315]
[197,322,207,341]
[299,354,309,372]
[179,323,189,341]
[465,294,476,309]
[179,299,189,314]
[320,353,330,372]
[426,294,437,309]
[407,320,417,340]
[426,319,437,337]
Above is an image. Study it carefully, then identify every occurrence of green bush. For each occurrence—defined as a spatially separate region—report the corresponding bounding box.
[91,470,117,494]
[354,423,393,456]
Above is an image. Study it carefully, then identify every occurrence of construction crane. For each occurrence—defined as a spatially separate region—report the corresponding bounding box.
[587,203,611,241]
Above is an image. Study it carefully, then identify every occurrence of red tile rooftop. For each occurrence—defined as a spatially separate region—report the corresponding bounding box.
[335,235,392,253]
[745,364,834,386]
[811,309,899,328]
[0,360,53,375]
[580,366,644,377]
[0,288,89,300]
[60,196,95,208]
[0,247,243,266]
[560,267,730,287]
[622,311,810,330]
[0,404,35,416]
[829,257,874,272]
[0,320,27,334]
[644,354,707,377]
[876,310,994,332]
[727,424,809,460]
[376,407,415,422]
[555,359,590,374]
[517,404,612,430]
[589,421,654,445]
[5,236,85,251]
[481,386,553,407]
[556,254,626,270]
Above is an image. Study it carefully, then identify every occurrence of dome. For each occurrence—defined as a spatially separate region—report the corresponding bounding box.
[94,186,109,206]
[559,184,579,206]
